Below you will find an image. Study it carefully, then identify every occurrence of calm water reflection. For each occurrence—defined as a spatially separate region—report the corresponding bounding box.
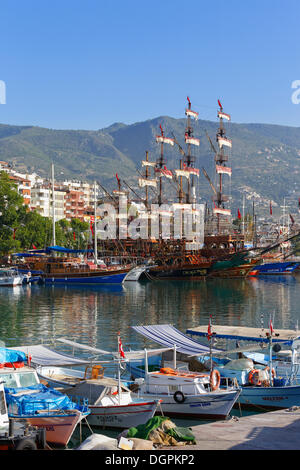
[0,275,299,351]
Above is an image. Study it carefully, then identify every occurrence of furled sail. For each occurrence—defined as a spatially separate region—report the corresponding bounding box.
[138,178,157,188]
[174,169,190,178]
[217,111,231,121]
[213,207,231,216]
[185,108,199,120]
[155,167,173,179]
[217,136,232,148]
[141,160,156,167]
[216,165,232,176]
[155,136,174,146]
[185,136,200,146]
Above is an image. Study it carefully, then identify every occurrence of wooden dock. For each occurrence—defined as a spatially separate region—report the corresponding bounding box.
[163,408,300,450]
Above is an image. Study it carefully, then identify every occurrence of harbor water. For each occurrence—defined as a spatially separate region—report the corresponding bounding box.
[0,274,299,447]
[0,275,299,350]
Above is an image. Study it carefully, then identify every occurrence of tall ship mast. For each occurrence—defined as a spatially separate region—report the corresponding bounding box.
[184,97,200,205]
[154,124,174,206]
[212,99,232,233]
[138,151,157,210]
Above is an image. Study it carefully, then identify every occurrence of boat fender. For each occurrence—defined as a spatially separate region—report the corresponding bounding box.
[210,369,221,391]
[15,438,37,451]
[173,391,185,403]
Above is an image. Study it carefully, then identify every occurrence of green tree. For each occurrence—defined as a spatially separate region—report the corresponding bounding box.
[0,172,25,254]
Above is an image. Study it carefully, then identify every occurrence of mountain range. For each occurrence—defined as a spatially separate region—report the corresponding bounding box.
[1,116,300,217]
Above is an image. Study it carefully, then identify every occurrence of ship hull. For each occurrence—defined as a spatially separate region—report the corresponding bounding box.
[145,264,210,280]
[42,270,129,284]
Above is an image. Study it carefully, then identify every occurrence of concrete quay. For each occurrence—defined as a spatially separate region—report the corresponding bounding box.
[163,408,300,450]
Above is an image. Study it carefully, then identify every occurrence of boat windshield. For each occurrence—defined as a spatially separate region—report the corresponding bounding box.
[1,373,19,388]
[18,372,39,387]
[1,372,39,388]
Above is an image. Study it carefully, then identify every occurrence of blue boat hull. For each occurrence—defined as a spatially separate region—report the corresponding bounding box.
[249,262,299,275]
[238,384,300,410]
[43,272,128,284]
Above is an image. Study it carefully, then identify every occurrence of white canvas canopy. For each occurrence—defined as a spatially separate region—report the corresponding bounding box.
[10,344,92,366]
[132,324,220,356]
[11,339,172,366]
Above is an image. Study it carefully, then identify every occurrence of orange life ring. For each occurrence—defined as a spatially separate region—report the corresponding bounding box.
[248,369,261,386]
[264,366,276,379]
[210,369,221,391]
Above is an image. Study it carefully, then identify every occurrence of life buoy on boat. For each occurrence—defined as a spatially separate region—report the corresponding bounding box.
[264,366,276,381]
[210,369,221,391]
[248,369,261,386]
[173,391,185,403]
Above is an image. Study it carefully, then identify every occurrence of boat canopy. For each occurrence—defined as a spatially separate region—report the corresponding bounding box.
[12,246,94,257]
[186,325,300,345]
[9,344,93,366]
[12,340,173,366]
[56,338,172,361]
[45,246,94,254]
[132,324,221,356]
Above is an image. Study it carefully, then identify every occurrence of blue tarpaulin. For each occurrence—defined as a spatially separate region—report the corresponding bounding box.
[0,347,27,364]
[5,384,88,416]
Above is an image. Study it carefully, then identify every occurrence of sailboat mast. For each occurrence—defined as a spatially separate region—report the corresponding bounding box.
[94,181,97,264]
[51,163,56,246]
[145,151,149,209]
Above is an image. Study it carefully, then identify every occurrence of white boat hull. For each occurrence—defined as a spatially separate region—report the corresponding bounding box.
[27,409,87,447]
[134,389,240,419]
[0,275,23,286]
[86,400,159,428]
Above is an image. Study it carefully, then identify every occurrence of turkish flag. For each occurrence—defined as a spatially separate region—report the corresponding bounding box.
[237,209,241,220]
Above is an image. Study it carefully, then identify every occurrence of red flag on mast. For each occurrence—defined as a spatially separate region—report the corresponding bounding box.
[269,202,272,215]
[73,232,76,241]
[269,317,274,336]
[118,333,125,359]
[237,208,241,220]
[207,316,213,341]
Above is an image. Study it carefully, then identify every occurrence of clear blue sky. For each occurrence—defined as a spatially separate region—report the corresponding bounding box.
[1,0,300,130]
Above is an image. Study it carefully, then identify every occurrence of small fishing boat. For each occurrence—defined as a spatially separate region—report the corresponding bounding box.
[0,380,47,450]
[0,347,90,447]
[131,352,241,420]
[187,323,300,411]
[14,337,164,429]
[0,268,24,287]
[248,261,300,276]
[64,377,161,429]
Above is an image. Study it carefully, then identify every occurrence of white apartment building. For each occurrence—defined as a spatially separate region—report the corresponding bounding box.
[30,185,66,221]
